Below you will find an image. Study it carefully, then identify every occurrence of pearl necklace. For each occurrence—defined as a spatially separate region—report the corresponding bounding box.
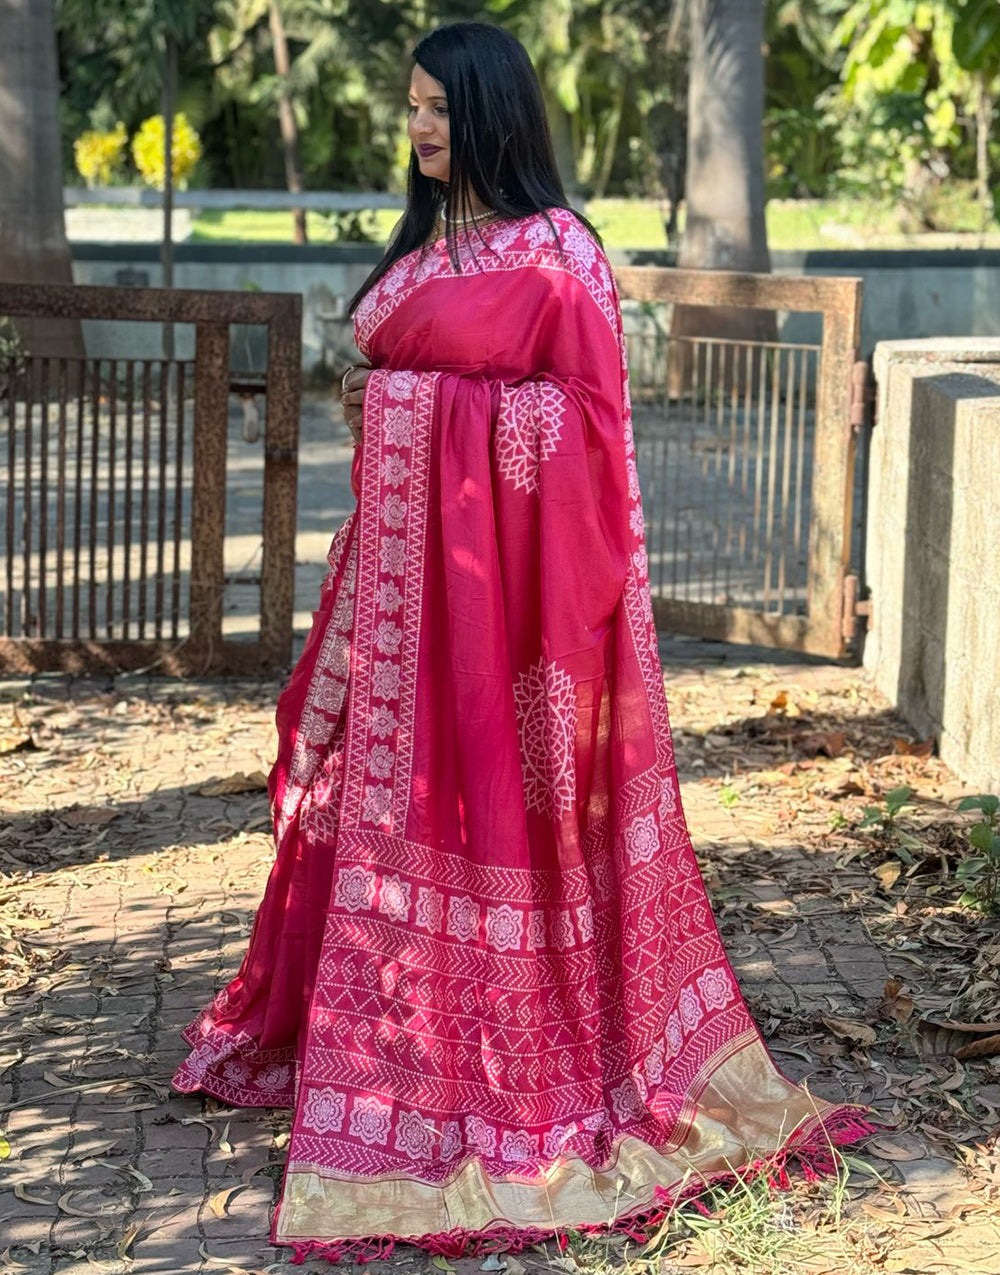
[432,209,502,243]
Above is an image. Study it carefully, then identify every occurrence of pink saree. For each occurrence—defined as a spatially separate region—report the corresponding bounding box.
[172,209,872,1261]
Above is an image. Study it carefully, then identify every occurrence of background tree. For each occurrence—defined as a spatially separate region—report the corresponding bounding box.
[0,0,83,357]
[671,0,777,367]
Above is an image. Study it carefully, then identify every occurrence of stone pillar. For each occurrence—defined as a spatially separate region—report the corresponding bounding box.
[865,339,1000,790]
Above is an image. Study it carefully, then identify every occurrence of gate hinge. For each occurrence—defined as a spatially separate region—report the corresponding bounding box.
[841,571,873,642]
[850,359,875,433]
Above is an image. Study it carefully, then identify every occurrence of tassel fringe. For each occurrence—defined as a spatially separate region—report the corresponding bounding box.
[283,1107,880,1265]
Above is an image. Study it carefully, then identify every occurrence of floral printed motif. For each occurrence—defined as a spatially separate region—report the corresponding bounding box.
[624,813,660,865]
[543,1123,578,1157]
[301,1087,346,1135]
[500,1128,539,1163]
[550,909,575,950]
[512,657,578,820]
[379,535,406,577]
[380,493,407,529]
[659,774,678,821]
[495,382,568,495]
[591,853,614,902]
[576,899,594,943]
[627,456,641,501]
[560,219,598,268]
[367,743,394,780]
[383,406,414,447]
[611,1076,645,1123]
[464,1114,496,1157]
[370,705,399,738]
[394,1109,434,1160]
[382,453,410,487]
[374,620,402,655]
[665,1011,683,1059]
[644,1037,665,1086]
[362,783,392,826]
[679,985,704,1031]
[697,966,735,1012]
[629,507,645,538]
[526,909,546,950]
[222,1059,250,1084]
[372,661,401,700]
[439,1120,462,1160]
[255,1063,292,1092]
[415,885,444,934]
[447,895,480,943]
[386,370,418,400]
[485,904,524,953]
[378,874,411,923]
[377,581,404,614]
[334,865,376,913]
[349,1096,392,1146]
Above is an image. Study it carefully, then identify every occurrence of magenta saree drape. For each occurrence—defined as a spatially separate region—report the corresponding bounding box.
[172,210,872,1261]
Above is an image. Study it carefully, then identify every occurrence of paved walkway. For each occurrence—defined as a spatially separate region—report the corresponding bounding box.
[1,645,998,1272]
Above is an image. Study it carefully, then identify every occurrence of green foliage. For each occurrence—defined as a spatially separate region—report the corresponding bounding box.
[954,794,1000,913]
[0,319,26,396]
[51,0,1000,232]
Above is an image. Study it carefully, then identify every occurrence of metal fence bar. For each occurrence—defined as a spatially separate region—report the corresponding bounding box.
[106,360,117,639]
[155,360,168,640]
[171,361,185,641]
[189,323,229,654]
[122,362,134,639]
[4,365,15,637]
[259,295,302,667]
[22,361,34,636]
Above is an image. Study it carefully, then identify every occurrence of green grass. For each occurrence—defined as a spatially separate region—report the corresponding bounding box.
[187,195,1000,251]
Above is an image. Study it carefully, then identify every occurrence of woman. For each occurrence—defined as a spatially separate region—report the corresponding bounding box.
[172,21,872,1262]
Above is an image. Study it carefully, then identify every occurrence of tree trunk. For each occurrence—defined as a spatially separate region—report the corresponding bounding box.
[975,72,993,233]
[162,33,176,362]
[269,0,307,246]
[670,0,775,394]
[0,0,84,358]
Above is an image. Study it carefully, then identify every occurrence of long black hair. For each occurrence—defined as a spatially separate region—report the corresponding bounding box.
[348,21,599,314]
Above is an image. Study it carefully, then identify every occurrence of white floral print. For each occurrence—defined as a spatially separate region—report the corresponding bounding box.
[485,904,524,953]
[624,813,660,865]
[415,885,444,934]
[378,873,411,923]
[447,894,480,943]
[500,1129,538,1163]
[301,1087,346,1135]
[371,660,401,700]
[334,865,377,913]
[349,1096,392,1146]
[395,1109,434,1160]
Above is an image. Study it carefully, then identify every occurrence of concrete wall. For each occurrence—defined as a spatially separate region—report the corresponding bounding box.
[69,243,1000,370]
[864,339,1000,790]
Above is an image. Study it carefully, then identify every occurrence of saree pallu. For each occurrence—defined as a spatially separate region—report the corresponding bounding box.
[172,209,873,1260]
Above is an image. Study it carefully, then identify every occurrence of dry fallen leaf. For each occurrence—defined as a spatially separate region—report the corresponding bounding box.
[875,861,902,890]
[881,978,915,1023]
[13,1184,51,1206]
[58,806,119,828]
[822,1015,876,1046]
[867,1137,927,1161]
[197,771,268,797]
[954,1033,1000,1061]
[208,1184,247,1218]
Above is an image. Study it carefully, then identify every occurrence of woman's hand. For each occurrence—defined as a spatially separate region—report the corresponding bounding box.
[340,363,374,446]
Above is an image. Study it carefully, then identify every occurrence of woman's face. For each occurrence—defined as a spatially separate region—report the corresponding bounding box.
[408,63,450,183]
